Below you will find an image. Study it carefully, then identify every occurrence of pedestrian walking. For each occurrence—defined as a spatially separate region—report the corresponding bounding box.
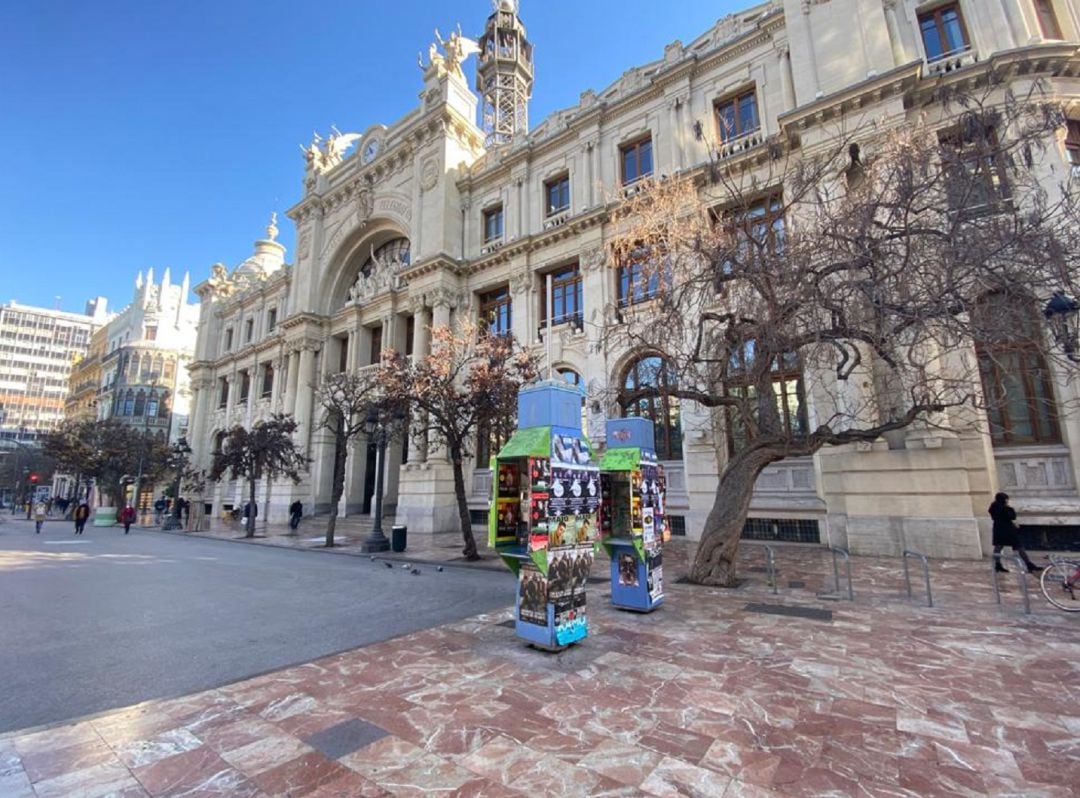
[180,498,190,526]
[289,500,303,531]
[74,502,90,535]
[242,501,257,529]
[34,502,46,534]
[989,492,1043,574]
[120,505,136,534]
[154,496,168,525]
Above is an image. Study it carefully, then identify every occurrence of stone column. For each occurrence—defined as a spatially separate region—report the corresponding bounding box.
[1000,0,1033,46]
[271,354,285,410]
[881,1,909,66]
[284,349,299,417]
[668,98,681,171]
[294,346,317,453]
[587,140,598,208]
[777,46,796,113]
[800,1,821,101]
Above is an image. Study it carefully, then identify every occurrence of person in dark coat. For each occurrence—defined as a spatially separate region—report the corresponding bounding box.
[73,502,90,535]
[288,500,303,530]
[119,505,136,534]
[989,492,1042,574]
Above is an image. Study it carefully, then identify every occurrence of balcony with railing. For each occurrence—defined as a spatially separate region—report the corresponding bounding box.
[923,47,977,77]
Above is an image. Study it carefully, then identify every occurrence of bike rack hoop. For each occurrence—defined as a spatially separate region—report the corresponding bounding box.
[901,550,933,608]
[830,547,854,601]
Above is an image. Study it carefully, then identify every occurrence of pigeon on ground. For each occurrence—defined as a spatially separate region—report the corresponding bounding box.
[410,568,421,575]
[437,566,444,572]
[383,561,393,568]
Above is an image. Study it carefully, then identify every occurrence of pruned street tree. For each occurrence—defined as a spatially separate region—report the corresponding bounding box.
[208,414,309,538]
[380,319,539,560]
[314,370,406,548]
[44,418,170,509]
[607,89,1080,586]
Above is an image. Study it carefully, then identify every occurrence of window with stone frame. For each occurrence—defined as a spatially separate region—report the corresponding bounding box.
[224,328,233,352]
[974,291,1061,446]
[939,122,1011,216]
[144,326,157,341]
[244,319,254,343]
[724,345,808,457]
[239,370,250,402]
[218,377,228,408]
[715,192,785,284]
[267,307,277,332]
[715,88,760,143]
[483,205,504,244]
[620,136,653,185]
[918,3,970,62]
[261,362,274,399]
[544,173,570,216]
[620,354,683,461]
[479,285,512,337]
[370,325,383,365]
[1034,0,1063,40]
[616,244,670,308]
[1066,119,1080,176]
[539,262,583,329]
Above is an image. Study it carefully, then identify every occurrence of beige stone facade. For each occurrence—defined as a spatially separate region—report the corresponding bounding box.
[188,0,1080,557]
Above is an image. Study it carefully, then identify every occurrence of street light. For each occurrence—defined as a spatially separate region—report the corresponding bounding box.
[1043,291,1080,363]
[359,406,403,553]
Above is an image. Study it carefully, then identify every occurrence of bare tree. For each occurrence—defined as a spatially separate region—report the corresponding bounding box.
[208,414,309,538]
[380,320,539,560]
[607,89,1080,586]
[314,370,405,548]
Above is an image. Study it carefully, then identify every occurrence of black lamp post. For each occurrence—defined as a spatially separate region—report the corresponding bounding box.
[1043,291,1080,363]
[360,408,391,553]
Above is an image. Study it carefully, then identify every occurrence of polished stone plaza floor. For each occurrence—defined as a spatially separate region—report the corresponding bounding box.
[1,543,1077,797]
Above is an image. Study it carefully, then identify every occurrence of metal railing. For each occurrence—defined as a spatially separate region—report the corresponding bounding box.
[992,553,1031,615]
[830,547,854,600]
[902,550,933,608]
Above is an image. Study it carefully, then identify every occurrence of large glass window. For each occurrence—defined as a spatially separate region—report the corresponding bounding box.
[620,137,653,185]
[620,355,683,461]
[479,286,512,336]
[715,89,760,143]
[719,194,785,278]
[617,245,669,308]
[483,205,504,244]
[545,174,570,216]
[975,292,1060,445]
[918,3,970,62]
[939,124,1011,216]
[540,263,583,327]
[725,347,807,456]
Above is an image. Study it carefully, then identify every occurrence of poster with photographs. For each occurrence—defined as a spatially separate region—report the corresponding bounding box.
[646,550,664,601]
[550,546,593,645]
[618,553,639,586]
[552,433,592,467]
[518,563,548,626]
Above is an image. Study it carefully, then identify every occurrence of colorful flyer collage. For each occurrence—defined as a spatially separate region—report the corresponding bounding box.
[518,562,548,626]
[549,546,594,645]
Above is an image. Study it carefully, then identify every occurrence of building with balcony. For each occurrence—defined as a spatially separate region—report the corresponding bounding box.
[188,0,1080,557]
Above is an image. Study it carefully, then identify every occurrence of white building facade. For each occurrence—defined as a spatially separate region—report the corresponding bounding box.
[188,0,1080,557]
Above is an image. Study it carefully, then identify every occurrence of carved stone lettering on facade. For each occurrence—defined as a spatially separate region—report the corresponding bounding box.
[374,196,413,223]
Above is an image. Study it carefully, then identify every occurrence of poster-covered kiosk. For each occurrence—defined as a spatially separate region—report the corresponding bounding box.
[599,417,666,612]
[489,381,600,650]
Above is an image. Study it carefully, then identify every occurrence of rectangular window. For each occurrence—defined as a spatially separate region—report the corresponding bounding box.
[244,319,254,343]
[144,326,157,341]
[218,377,228,408]
[483,205,504,244]
[715,89,760,143]
[620,136,653,185]
[239,370,250,402]
[725,350,807,457]
[939,125,1011,216]
[479,286,512,336]
[540,263,583,328]
[224,328,233,352]
[261,363,273,398]
[617,246,668,308]
[370,325,383,364]
[918,4,970,62]
[1066,120,1080,175]
[337,336,349,373]
[405,315,416,358]
[544,174,570,216]
[267,308,277,331]
[1035,0,1063,39]
[718,193,785,278]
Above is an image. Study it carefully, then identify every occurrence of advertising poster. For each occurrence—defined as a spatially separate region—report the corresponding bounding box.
[550,547,592,645]
[552,433,592,466]
[518,563,548,626]
[646,550,664,601]
[618,553,639,586]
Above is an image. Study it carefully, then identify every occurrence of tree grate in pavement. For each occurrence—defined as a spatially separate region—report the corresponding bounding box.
[743,603,832,621]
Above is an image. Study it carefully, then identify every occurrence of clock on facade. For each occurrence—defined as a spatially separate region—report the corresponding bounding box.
[361,138,381,164]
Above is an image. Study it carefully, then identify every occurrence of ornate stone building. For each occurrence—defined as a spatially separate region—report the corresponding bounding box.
[188,0,1080,556]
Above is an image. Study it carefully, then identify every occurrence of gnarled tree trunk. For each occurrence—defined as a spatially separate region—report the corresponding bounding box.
[449,442,479,560]
[690,447,783,586]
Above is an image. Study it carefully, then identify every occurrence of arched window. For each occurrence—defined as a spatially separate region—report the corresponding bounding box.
[361,238,411,278]
[620,355,683,460]
[122,389,135,416]
[133,390,146,417]
[975,292,1060,445]
[146,391,158,418]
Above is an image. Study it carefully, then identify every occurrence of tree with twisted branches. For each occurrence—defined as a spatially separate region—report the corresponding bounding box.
[607,89,1080,586]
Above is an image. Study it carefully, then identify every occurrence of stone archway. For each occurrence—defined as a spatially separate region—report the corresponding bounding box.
[322,220,411,316]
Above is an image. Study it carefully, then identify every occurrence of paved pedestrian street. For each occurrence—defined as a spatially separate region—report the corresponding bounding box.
[1,542,1078,797]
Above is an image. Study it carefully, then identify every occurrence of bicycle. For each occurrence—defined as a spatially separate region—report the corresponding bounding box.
[1039,554,1080,612]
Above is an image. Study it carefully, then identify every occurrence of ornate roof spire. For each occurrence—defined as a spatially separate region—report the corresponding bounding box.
[266,212,279,242]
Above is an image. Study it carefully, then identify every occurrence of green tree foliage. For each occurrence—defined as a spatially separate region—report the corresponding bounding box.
[208,414,308,538]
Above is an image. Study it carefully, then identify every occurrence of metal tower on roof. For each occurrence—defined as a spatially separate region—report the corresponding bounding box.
[475,0,534,148]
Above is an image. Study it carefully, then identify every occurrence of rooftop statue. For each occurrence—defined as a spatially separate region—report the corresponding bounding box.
[420,24,480,80]
[299,128,362,173]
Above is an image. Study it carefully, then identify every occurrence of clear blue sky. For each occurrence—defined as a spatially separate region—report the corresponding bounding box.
[0,1,742,314]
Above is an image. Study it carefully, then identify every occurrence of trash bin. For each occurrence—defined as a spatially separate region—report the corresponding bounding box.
[391,525,407,552]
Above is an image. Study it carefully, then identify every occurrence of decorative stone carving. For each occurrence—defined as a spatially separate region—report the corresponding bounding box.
[207,263,236,297]
[346,245,409,304]
[297,231,312,261]
[420,157,440,191]
[580,246,607,273]
[509,268,532,295]
[419,25,480,81]
[356,189,374,223]
[301,128,362,174]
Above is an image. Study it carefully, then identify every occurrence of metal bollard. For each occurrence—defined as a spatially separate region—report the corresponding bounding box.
[763,545,777,594]
[902,550,933,608]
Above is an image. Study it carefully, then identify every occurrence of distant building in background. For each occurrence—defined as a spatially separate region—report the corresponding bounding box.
[0,298,109,444]
[54,269,200,505]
